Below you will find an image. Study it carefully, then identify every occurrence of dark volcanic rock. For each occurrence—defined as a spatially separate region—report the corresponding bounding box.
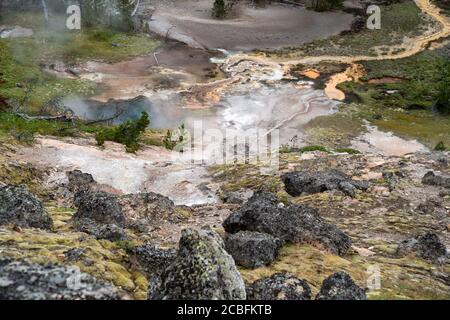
[225,231,283,269]
[128,244,177,297]
[128,244,177,278]
[95,224,129,241]
[223,192,352,256]
[422,171,450,188]
[118,192,178,223]
[281,169,369,197]
[397,232,447,263]
[72,189,180,238]
[73,218,129,241]
[316,271,366,300]
[416,197,448,219]
[66,170,95,193]
[246,273,311,300]
[0,185,53,230]
[149,228,246,300]
[73,191,125,226]
[0,258,121,300]
[222,189,254,204]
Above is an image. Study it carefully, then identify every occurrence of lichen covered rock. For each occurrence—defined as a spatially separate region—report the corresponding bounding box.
[149,228,246,300]
[128,244,177,278]
[223,192,351,256]
[246,273,312,300]
[316,271,366,300]
[128,244,177,298]
[422,171,450,188]
[66,170,95,193]
[73,191,126,226]
[225,231,283,269]
[0,185,52,230]
[282,169,369,197]
[397,232,447,263]
[0,258,121,300]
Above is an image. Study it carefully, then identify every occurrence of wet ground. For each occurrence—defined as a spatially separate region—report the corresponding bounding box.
[146,0,354,50]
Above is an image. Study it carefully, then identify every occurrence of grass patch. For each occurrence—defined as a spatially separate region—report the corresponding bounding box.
[0,112,103,142]
[0,12,160,112]
[299,145,329,153]
[0,40,97,111]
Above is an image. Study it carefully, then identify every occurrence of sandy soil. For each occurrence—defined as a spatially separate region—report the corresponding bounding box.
[147,0,354,50]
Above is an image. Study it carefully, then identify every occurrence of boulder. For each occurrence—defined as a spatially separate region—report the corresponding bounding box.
[422,171,450,188]
[73,191,125,226]
[0,258,121,300]
[282,169,369,197]
[225,231,283,269]
[0,185,52,230]
[72,189,181,238]
[66,170,95,193]
[72,218,128,242]
[397,232,447,263]
[222,189,254,204]
[127,244,177,278]
[316,271,366,300]
[223,192,352,256]
[416,197,447,219]
[246,273,311,300]
[128,244,177,297]
[149,228,246,300]
[118,192,178,223]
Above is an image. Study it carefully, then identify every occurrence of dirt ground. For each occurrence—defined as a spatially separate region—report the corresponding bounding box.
[147,0,354,50]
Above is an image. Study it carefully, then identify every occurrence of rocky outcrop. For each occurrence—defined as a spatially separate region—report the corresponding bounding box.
[0,258,121,300]
[222,189,254,204]
[422,171,450,188]
[67,170,95,193]
[225,231,283,269]
[0,185,52,230]
[118,192,177,223]
[223,192,352,256]
[128,244,177,297]
[246,273,312,300]
[397,232,447,263]
[316,271,366,300]
[73,191,126,226]
[72,218,129,241]
[71,189,180,238]
[282,169,369,197]
[149,228,246,300]
[416,197,448,219]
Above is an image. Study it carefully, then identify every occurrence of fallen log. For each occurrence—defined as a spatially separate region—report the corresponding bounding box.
[15,113,74,122]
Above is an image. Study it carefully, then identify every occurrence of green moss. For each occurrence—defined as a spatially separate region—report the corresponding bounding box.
[0,223,147,299]
[334,147,361,154]
[298,145,328,153]
[240,244,450,300]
